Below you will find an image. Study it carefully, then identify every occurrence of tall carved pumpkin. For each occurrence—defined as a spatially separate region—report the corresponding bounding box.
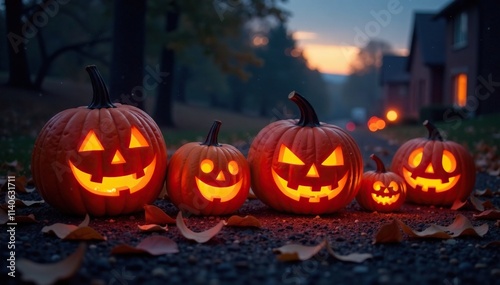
[31,65,168,216]
[391,120,475,206]
[356,154,406,212]
[247,91,363,214]
[166,120,250,215]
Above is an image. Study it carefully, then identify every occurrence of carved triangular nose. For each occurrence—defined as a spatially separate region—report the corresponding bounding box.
[425,163,434,173]
[216,171,225,181]
[111,150,126,164]
[306,164,320,177]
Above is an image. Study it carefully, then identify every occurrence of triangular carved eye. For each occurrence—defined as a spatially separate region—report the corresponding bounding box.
[321,146,344,166]
[129,127,149,148]
[79,130,104,152]
[278,145,304,165]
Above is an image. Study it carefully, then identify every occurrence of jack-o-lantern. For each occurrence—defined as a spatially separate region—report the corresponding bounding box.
[31,65,168,216]
[356,154,406,212]
[247,91,363,214]
[391,120,475,206]
[166,120,250,215]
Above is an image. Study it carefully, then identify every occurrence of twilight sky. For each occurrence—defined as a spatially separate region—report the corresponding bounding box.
[282,0,451,75]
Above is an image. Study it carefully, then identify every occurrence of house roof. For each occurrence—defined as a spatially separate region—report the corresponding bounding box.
[380,55,409,85]
[435,0,477,18]
[407,13,446,69]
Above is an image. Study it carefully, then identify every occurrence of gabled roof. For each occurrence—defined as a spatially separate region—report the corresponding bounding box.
[380,55,409,85]
[407,13,446,69]
[435,0,477,18]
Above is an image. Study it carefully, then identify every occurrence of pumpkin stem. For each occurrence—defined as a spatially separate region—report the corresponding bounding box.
[423,120,443,141]
[370,154,386,173]
[201,120,222,146]
[288,91,320,127]
[86,65,116,109]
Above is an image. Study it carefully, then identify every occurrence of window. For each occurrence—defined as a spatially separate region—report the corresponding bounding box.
[453,11,468,48]
[454,73,467,107]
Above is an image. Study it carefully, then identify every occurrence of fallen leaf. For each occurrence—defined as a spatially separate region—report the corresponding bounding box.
[248,188,257,199]
[137,224,168,232]
[176,211,225,243]
[480,241,500,248]
[111,236,179,256]
[226,215,262,228]
[451,195,494,211]
[273,240,327,262]
[63,227,106,241]
[18,243,86,285]
[42,215,104,241]
[475,188,494,197]
[450,199,467,211]
[326,243,373,263]
[14,214,38,224]
[473,209,500,220]
[0,176,28,193]
[0,208,8,224]
[496,220,500,227]
[397,214,488,239]
[373,219,403,244]
[144,205,176,225]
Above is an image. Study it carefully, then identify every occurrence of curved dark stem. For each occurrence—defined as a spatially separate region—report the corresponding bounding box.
[86,65,116,109]
[201,120,222,146]
[423,120,443,141]
[288,91,320,127]
[370,154,386,173]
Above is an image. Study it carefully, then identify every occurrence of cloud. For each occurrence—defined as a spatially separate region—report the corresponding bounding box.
[292,31,318,41]
[300,44,360,75]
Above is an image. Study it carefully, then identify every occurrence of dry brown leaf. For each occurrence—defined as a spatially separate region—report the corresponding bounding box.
[137,224,168,232]
[1,176,28,193]
[480,241,500,248]
[3,199,45,208]
[451,199,467,211]
[451,195,494,211]
[373,219,403,244]
[41,215,104,241]
[248,188,257,199]
[111,236,179,256]
[18,243,86,285]
[144,205,176,225]
[63,227,106,241]
[273,240,327,262]
[326,243,373,263]
[176,211,225,243]
[226,215,262,228]
[475,189,494,197]
[473,209,500,220]
[14,214,38,224]
[397,214,488,239]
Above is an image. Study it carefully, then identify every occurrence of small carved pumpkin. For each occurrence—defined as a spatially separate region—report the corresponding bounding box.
[166,120,250,215]
[391,120,475,206]
[356,154,406,212]
[31,65,168,216]
[247,91,363,214]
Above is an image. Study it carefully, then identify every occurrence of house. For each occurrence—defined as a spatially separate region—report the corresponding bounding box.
[405,13,446,120]
[435,0,500,116]
[379,55,410,120]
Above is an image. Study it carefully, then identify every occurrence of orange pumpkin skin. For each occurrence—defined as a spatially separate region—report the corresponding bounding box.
[248,92,363,214]
[391,121,475,206]
[166,121,250,215]
[31,66,167,216]
[356,154,406,212]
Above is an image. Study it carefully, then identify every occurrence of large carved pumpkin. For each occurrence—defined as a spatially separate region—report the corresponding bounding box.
[166,120,250,215]
[247,91,363,214]
[31,65,168,216]
[356,154,406,212]
[391,120,475,206]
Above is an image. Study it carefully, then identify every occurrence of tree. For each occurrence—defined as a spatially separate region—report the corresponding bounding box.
[109,0,147,110]
[341,39,393,115]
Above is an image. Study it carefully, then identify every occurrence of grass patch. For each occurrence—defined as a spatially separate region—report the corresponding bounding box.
[378,113,500,153]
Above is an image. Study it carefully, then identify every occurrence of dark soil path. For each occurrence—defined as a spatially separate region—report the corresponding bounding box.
[1,129,499,285]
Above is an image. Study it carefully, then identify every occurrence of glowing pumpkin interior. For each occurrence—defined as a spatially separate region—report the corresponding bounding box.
[371,181,401,205]
[195,159,243,202]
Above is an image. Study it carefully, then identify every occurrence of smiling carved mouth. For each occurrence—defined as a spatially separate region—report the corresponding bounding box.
[69,156,156,197]
[271,169,348,203]
[371,193,400,205]
[195,177,243,202]
[402,168,460,193]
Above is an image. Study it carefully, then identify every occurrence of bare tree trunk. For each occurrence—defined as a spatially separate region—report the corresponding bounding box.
[153,4,179,128]
[109,0,146,110]
[5,0,33,88]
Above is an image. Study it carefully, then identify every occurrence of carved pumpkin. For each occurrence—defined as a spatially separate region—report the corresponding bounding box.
[31,65,168,216]
[356,154,406,212]
[166,120,250,215]
[391,120,475,206]
[247,91,363,214]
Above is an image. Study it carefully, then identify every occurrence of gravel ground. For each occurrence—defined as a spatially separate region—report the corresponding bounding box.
[1,130,499,285]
